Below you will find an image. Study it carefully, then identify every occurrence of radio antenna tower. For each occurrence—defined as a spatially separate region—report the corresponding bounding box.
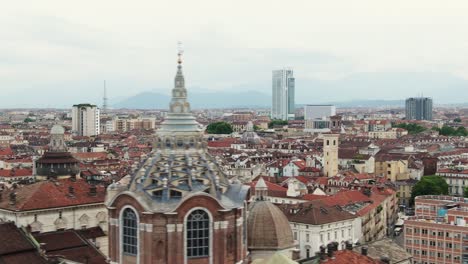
[103,80,108,113]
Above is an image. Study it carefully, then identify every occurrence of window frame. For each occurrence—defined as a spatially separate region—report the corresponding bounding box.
[119,206,140,262]
[184,208,212,262]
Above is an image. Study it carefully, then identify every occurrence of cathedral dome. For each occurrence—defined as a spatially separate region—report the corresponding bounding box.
[51,125,65,135]
[247,201,295,250]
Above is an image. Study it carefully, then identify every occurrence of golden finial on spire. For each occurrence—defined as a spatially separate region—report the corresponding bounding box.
[177,41,184,65]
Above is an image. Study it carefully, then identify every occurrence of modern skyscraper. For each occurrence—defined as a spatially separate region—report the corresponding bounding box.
[71,104,100,136]
[272,68,295,120]
[405,97,433,120]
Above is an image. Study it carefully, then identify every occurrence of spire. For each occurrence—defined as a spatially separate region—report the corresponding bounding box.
[156,43,201,134]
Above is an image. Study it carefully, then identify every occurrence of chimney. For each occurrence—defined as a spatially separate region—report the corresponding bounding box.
[89,185,97,196]
[327,243,335,259]
[361,246,368,256]
[70,173,77,182]
[319,245,326,260]
[9,192,16,205]
[345,241,353,250]
[380,255,390,264]
[68,186,75,196]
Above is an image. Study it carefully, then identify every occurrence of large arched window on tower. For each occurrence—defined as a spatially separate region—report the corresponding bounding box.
[186,209,210,258]
[122,208,138,256]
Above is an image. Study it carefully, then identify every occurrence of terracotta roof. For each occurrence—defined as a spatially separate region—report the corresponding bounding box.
[0,168,33,178]
[280,200,356,225]
[0,222,48,264]
[0,179,105,211]
[325,250,381,264]
[34,230,107,264]
[321,190,371,207]
[0,148,14,157]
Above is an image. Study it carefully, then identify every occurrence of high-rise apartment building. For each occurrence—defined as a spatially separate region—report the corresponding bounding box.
[71,104,100,136]
[272,68,295,120]
[405,97,433,120]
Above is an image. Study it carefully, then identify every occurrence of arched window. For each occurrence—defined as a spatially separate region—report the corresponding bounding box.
[186,209,210,258]
[122,208,138,255]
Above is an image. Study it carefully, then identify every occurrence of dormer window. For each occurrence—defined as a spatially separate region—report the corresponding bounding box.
[153,190,163,198]
[170,189,182,198]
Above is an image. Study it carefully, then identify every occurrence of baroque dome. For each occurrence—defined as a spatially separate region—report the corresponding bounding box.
[247,200,295,250]
[51,125,65,135]
[108,51,248,213]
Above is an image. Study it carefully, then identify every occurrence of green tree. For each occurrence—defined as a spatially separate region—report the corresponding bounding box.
[464,187,468,198]
[206,122,233,134]
[437,125,468,136]
[454,117,462,123]
[24,117,34,123]
[410,175,449,205]
[253,125,260,131]
[268,120,288,128]
[393,123,426,134]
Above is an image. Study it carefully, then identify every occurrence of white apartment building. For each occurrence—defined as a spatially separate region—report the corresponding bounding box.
[281,201,361,259]
[304,105,336,120]
[72,104,100,136]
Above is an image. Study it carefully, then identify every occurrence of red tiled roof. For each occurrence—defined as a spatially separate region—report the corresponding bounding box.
[0,223,48,264]
[34,230,107,264]
[0,148,14,157]
[325,250,381,264]
[0,169,33,178]
[321,190,371,207]
[0,179,105,211]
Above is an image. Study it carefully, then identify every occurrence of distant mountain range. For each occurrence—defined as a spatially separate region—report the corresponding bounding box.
[111,71,468,109]
[114,90,272,109]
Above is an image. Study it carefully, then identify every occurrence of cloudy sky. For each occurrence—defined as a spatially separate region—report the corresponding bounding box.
[2,0,468,107]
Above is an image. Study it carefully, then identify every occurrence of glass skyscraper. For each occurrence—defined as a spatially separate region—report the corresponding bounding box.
[272,68,295,120]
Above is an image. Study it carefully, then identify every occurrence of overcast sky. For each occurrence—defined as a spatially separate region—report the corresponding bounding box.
[2,0,468,107]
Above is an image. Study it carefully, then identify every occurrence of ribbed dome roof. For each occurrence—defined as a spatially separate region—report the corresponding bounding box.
[248,201,295,250]
[51,125,65,135]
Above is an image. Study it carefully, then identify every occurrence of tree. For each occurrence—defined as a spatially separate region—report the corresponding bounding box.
[454,117,462,123]
[410,175,449,205]
[268,120,288,128]
[253,125,260,131]
[206,122,233,134]
[393,123,426,134]
[436,125,468,137]
[24,117,34,123]
[464,187,468,198]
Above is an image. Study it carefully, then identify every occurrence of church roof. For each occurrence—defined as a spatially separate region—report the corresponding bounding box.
[247,201,295,250]
[107,50,249,212]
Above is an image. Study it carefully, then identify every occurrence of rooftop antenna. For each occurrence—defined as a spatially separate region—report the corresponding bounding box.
[103,80,108,113]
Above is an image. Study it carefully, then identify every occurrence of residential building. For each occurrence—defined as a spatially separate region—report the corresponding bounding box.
[404,195,468,264]
[0,179,109,256]
[280,200,361,259]
[437,168,468,196]
[304,105,336,121]
[405,97,433,121]
[72,104,100,136]
[272,68,295,120]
